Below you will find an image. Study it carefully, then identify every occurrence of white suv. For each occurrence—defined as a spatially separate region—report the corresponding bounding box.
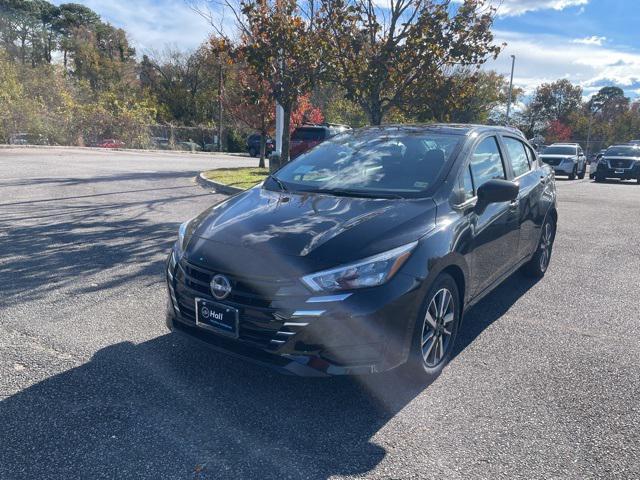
[539,143,587,180]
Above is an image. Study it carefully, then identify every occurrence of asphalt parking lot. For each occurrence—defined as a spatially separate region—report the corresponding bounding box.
[0,148,638,479]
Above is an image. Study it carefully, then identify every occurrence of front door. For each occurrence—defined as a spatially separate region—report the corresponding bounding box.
[464,136,521,297]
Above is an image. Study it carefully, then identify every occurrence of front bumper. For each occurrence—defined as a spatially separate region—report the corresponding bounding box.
[596,163,640,180]
[552,163,576,176]
[165,253,424,376]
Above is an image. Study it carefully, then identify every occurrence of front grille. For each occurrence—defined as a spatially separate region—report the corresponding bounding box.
[608,159,634,169]
[171,260,296,348]
[542,158,562,166]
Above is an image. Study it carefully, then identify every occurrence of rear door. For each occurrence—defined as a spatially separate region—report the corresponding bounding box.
[463,135,521,297]
[501,136,545,260]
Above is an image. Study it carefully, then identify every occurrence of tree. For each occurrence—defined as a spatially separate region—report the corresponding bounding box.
[412,69,520,123]
[290,93,324,129]
[546,120,572,144]
[238,0,323,163]
[589,86,629,122]
[222,48,275,167]
[141,45,219,125]
[54,3,101,68]
[318,0,502,125]
[313,84,368,127]
[529,79,582,124]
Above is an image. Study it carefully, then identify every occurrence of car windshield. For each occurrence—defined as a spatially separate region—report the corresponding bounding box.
[542,146,576,155]
[605,146,640,157]
[270,129,462,197]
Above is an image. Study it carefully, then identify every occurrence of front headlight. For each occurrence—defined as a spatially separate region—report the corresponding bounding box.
[301,242,418,292]
[178,221,189,250]
[176,218,195,256]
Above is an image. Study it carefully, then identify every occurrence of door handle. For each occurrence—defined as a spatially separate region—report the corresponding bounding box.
[509,199,520,211]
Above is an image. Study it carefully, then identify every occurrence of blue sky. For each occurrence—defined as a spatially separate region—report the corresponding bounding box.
[57,0,640,99]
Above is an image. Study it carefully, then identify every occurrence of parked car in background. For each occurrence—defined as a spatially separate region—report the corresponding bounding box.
[9,132,49,146]
[540,143,587,180]
[629,139,640,146]
[151,137,170,149]
[289,123,351,159]
[246,133,275,157]
[178,141,202,152]
[166,124,557,379]
[595,145,640,183]
[98,139,125,149]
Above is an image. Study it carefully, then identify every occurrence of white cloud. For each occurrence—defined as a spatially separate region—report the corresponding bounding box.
[486,30,640,99]
[493,0,589,16]
[572,36,607,46]
[53,0,215,53]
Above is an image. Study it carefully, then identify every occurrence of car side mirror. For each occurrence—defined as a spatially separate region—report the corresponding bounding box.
[475,179,519,214]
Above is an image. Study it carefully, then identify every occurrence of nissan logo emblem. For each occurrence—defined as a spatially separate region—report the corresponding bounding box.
[210,274,232,300]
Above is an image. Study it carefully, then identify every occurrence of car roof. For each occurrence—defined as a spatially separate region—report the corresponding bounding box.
[355,123,527,138]
[549,143,579,146]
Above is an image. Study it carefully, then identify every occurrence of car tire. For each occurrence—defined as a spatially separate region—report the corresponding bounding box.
[523,217,556,278]
[404,273,461,382]
[568,166,577,180]
[595,174,605,183]
[578,165,586,180]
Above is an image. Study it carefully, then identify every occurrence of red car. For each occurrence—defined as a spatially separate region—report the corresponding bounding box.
[289,124,350,159]
[98,139,125,149]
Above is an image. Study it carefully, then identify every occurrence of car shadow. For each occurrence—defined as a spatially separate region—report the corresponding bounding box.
[0,171,214,308]
[453,270,540,357]
[0,269,539,479]
[590,178,639,186]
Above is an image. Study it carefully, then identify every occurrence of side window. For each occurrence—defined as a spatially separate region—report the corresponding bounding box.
[469,137,506,189]
[460,165,474,201]
[524,144,538,167]
[503,137,531,177]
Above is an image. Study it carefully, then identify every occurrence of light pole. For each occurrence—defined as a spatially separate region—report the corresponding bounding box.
[506,54,516,125]
[275,50,284,162]
[586,109,593,157]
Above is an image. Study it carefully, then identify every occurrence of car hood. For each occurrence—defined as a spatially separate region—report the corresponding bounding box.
[185,187,437,272]
[540,155,574,159]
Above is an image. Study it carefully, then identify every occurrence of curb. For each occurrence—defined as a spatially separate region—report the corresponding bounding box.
[0,144,250,157]
[196,173,245,195]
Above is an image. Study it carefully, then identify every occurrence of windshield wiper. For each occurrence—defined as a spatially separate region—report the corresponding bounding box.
[312,188,403,199]
[267,174,288,192]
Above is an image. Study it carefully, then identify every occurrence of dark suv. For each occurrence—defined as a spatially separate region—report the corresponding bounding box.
[289,124,350,159]
[166,125,557,379]
[595,145,640,183]
[246,133,275,158]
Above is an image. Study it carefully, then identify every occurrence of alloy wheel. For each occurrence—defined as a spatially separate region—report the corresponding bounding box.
[421,288,455,367]
[539,222,554,272]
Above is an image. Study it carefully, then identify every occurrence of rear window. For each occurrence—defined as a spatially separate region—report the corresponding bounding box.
[292,128,327,141]
[605,146,640,157]
[543,146,577,155]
